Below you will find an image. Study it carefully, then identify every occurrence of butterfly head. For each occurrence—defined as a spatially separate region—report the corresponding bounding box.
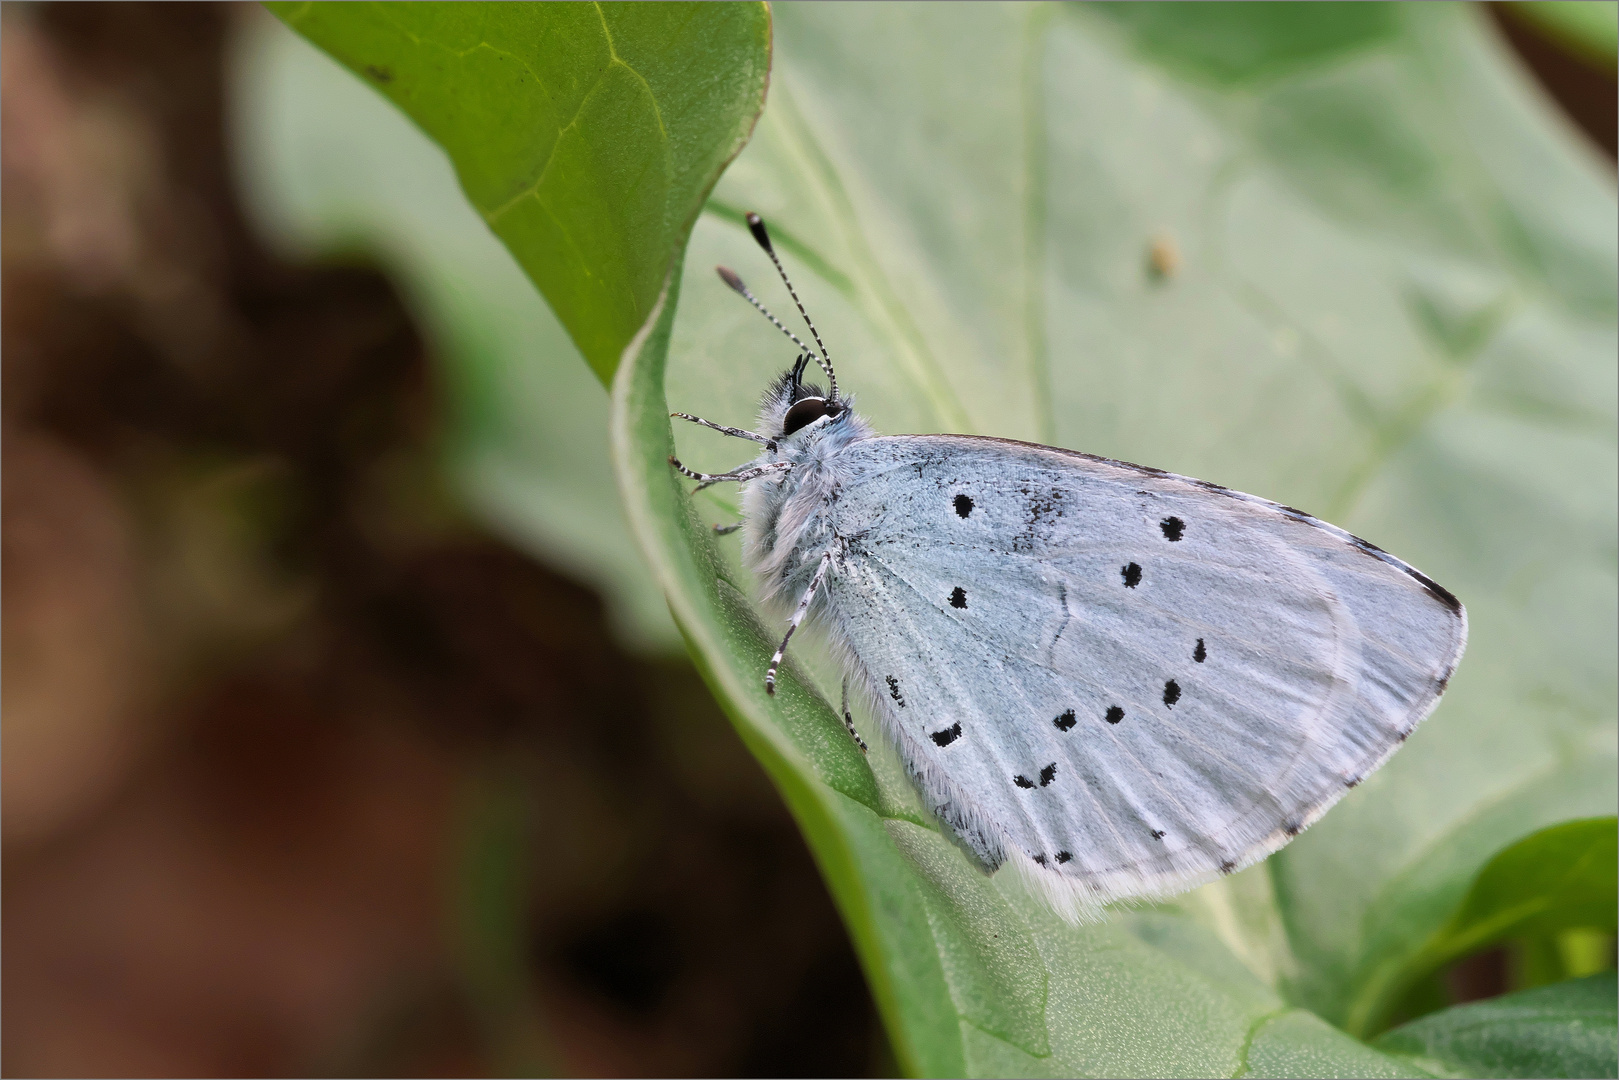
[721,213,869,445]
[760,352,851,440]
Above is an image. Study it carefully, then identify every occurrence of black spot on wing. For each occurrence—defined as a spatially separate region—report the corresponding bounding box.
[1150,829,1165,840]
[1345,775,1362,789]
[1105,705,1124,725]
[1160,516,1185,541]
[1055,851,1072,864]
[1033,853,1048,866]
[886,676,906,708]
[1219,860,1236,875]
[1054,709,1076,732]
[1121,562,1142,588]
[954,493,974,518]
[949,586,967,609]
[1014,775,1036,790]
[1193,638,1206,663]
[931,722,962,747]
[1163,680,1181,707]
[1435,663,1454,694]
[1039,762,1057,787]
[1284,822,1302,837]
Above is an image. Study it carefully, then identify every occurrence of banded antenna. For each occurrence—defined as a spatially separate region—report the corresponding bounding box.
[715,213,839,403]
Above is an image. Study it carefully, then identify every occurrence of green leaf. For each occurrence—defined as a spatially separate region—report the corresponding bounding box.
[268,0,772,384]
[620,1,1614,1071]
[258,0,1616,1073]
[1382,817,1617,1031]
[1376,972,1618,1079]
[1443,818,1616,968]
[611,252,1429,1080]
[243,2,770,649]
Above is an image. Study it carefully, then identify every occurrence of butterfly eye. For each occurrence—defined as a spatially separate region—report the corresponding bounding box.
[782,396,831,436]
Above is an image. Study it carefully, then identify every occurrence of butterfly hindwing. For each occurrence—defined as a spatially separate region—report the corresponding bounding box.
[817,435,1466,916]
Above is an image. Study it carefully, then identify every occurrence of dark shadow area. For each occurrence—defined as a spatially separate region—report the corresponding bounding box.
[1,3,875,1075]
[1489,2,1617,161]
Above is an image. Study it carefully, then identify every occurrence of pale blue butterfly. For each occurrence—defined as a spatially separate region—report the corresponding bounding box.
[671,214,1467,921]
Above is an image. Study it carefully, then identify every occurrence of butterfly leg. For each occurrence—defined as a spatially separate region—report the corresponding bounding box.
[765,546,834,696]
[668,457,792,492]
[671,412,778,453]
[839,675,868,754]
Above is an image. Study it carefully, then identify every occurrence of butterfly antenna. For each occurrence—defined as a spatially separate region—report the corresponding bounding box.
[744,213,838,403]
[716,266,820,370]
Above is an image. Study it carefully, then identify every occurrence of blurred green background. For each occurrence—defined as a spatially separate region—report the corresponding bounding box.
[2,3,1613,1077]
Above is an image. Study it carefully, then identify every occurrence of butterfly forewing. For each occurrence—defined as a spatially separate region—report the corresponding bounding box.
[820,435,1465,911]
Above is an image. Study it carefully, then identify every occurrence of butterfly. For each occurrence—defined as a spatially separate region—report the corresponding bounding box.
[670,213,1467,921]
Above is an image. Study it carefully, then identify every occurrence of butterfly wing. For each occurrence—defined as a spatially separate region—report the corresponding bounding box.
[819,434,1466,918]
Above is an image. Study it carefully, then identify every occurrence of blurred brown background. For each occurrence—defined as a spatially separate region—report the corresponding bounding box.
[1,3,1611,1077]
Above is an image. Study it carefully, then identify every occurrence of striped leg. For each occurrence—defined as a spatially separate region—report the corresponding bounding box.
[840,675,868,753]
[671,412,778,452]
[765,547,835,696]
[668,457,792,491]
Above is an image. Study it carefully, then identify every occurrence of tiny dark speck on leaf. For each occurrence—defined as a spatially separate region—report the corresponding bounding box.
[364,65,394,83]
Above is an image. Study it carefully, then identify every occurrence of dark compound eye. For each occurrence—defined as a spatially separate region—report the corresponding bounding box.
[781,396,834,435]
